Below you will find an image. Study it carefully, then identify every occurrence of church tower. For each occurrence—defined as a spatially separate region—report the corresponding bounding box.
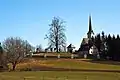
[87,15,94,40]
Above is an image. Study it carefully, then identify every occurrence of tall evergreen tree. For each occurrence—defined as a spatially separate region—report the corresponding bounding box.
[106,34,112,59]
[117,34,120,40]
[114,35,120,60]
[95,34,102,52]
[93,32,120,61]
[100,31,106,58]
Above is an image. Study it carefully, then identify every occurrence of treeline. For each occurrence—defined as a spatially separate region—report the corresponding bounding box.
[91,31,120,61]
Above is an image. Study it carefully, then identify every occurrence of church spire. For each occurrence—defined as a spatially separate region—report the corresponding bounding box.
[87,15,94,39]
[89,15,92,32]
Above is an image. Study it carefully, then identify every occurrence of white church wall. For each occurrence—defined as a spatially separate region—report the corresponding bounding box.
[89,45,98,55]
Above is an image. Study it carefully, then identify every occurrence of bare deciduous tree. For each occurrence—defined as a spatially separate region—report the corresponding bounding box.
[45,17,66,52]
[2,37,33,70]
[0,43,8,70]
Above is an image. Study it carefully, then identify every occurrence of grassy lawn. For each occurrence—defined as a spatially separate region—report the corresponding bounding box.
[42,59,120,70]
[17,58,120,71]
[2,59,120,80]
[0,71,120,80]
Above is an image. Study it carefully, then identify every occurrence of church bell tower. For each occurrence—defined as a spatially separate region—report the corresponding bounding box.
[87,15,94,40]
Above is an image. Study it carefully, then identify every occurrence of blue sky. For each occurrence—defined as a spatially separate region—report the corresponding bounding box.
[0,0,120,49]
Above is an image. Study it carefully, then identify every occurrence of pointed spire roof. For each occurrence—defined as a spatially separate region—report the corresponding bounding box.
[88,15,94,34]
[89,15,92,32]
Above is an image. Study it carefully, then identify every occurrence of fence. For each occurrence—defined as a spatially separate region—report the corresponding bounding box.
[26,53,80,59]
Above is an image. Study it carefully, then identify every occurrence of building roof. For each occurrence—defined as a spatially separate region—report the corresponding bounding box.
[81,38,89,45]
[90,45,97,49]
[67,44,75,48]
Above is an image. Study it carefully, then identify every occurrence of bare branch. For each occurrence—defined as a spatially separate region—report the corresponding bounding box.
[2,37,33,70]
[45,17,67,52]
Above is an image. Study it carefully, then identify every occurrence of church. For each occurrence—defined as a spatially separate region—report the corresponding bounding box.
[78,15,99,59]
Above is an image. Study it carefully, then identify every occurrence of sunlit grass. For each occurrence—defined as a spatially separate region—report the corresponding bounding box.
[0,71,120,80]
[3,58,120,80]
[15,58,120,71]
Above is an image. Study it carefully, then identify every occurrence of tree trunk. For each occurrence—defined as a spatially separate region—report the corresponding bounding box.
[12,64,16,71]
[56,43,58,53]
[56,37,59,53]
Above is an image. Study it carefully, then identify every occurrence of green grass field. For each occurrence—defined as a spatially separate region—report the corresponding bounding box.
[2,58,120,80]
[0,71,120,80]
[43,59,120,70]
[18,58,120,71]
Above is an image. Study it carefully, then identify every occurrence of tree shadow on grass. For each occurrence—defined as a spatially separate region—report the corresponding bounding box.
[19,65,120,73]
[82,59,120,66]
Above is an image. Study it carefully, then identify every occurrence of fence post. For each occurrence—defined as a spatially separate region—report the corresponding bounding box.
[44,53,47,58]
[84,53,87,59]
[58,54,60,59]
[30,52,32,57]
[71,54,74,59]
[97,53,100,59]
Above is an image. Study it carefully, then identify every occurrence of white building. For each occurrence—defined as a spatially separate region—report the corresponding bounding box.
[89,45,98,54]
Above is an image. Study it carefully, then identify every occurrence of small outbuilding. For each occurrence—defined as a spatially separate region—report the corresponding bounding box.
[67,44,75,53]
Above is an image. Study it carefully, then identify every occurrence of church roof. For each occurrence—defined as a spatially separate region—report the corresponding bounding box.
[81,38,89,45]
[90,45,97,49]
[88,15,94,33]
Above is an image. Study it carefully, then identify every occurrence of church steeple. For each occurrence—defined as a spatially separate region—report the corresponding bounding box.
[87,15,94,39]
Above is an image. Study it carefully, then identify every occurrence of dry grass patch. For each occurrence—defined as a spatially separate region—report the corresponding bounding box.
[13,58,120,71]
[16,59,54,70]
[0,71,120,80]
